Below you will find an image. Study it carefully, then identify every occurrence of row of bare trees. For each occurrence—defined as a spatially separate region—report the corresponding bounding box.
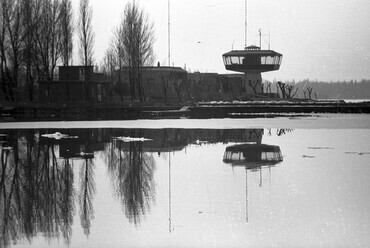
[260,80,315,100]
[0,0,95,102]
[276,81,314,99]
[101,1,155,103]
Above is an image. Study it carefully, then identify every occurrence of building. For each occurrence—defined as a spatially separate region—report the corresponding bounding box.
[222,45,283,98]
[39,66,109,104]
[114,67,264,104]
[114,66,188,104]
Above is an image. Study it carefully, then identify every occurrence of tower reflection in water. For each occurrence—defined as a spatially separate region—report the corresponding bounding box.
[223,133,283,222]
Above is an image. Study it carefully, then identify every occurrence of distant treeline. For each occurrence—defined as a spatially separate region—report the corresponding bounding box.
[266,79,370,100]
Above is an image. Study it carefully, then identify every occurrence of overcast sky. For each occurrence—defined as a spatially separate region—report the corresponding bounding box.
[72,0,370,82]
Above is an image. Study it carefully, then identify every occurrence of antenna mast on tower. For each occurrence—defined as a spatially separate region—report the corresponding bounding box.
[168,0,171,66]
[244,0,247,48]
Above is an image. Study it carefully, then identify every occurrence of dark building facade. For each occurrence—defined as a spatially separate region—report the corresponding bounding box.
[39,66,109,104]
[114,67,265,104]
[187,72,263,101]
[39,65,272,105]
[114,66,188,104]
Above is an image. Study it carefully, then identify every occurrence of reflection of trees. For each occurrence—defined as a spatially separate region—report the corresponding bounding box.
[0,130,75,247]
[78,157,95,236]
[103,130,156,225]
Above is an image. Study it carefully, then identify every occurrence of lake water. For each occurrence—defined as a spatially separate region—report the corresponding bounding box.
[1,115,370,247]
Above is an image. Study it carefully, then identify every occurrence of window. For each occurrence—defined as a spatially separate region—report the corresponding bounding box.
[224,151,242,161]
[223,56,232,65]
[261,56,266,64]
[278,56,282,65]
[265,56,274,64]
[261,151,283,161]
[231,56,240,64]
[275,56,280,65]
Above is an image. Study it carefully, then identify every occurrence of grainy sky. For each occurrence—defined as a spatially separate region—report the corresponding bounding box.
[72,0,370,82]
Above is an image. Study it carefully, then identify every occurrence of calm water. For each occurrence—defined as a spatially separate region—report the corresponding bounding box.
[1,117,370,247]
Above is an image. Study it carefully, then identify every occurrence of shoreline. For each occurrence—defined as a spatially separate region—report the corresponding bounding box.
[1,100,370,122]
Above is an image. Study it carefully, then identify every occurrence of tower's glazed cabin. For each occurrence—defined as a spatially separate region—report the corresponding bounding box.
[222,45,282,73]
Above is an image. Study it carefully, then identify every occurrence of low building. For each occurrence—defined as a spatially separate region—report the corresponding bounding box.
[114,67,265,104]
[114,66,187,104]
[188,72,263,101]
[39,65,268,105]
[39,66,109,104]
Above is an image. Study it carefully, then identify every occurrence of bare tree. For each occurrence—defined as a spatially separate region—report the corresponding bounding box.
[21,0,42,101]
[0,0,71,102]
[78,0,94,66]
[307,86,313,100]
[111,27,126,102]
[101,44,118,102]
[49,0,63,79]
[277,81,286,98]
[0,0,12,100]
[249,80,259,95]
[33,0,63,81]
[285,84,298,98]
[1,0,23,101]
[60,0,73,66]
[118,1,155,102]
[264,80,272,94]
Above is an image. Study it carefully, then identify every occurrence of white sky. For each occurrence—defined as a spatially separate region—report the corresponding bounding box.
[72,0,370,82]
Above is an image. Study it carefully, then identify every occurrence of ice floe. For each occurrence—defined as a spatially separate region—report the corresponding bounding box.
[41,132,78,140]
[113,136,153,142]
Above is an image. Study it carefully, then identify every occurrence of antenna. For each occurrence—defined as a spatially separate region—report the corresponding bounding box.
[244,0,247,48]
[259,29,262,49]
[168,0,171,66]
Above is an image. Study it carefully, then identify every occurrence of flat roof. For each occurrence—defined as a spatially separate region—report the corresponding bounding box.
[223,49,282,57]
[119,66,186,73]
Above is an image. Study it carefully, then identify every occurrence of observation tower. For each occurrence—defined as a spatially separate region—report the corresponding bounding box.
[222,1,283,96]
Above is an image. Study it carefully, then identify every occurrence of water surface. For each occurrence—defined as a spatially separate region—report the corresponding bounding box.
[1,117,370,247]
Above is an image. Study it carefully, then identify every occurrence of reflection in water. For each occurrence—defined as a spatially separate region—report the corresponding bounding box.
[0,130,76,247]
[78,157,95,236]
[223,143,283,169]
[0,127,288,247]
[103,130,156,225]
[223,142,283,222]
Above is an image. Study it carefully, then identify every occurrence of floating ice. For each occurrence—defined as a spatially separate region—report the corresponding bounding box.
[308,147,333,150]
[302,155,315,158]
[41,132,78,140]
[1,146,12,151]
[345,151,370,155]
[195,140,209,145]
[113,136,153,142]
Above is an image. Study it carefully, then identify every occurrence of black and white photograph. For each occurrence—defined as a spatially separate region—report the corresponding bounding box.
[1,0,370,247]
